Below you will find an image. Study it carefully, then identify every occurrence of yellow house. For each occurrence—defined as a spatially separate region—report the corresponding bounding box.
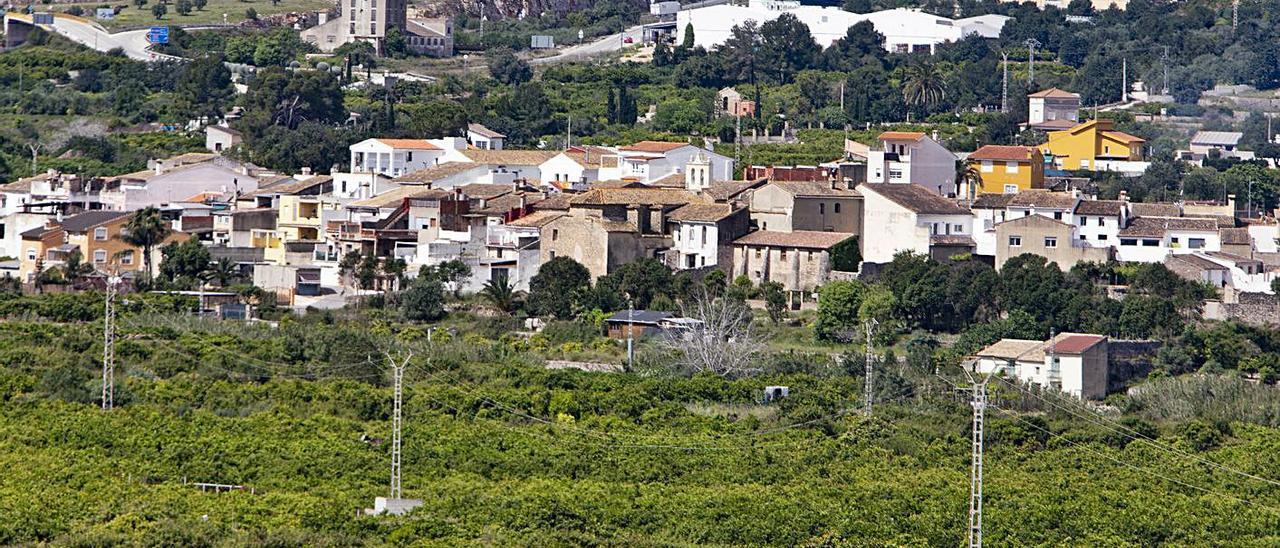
[1039,119,1145,170]
[966,145,1045,197]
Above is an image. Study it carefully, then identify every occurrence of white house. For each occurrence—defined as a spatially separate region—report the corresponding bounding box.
[974,333,1109,400]
[866,132,957,195]
[466,123,506,150]
[101,156,262,210]
[676,2,1008,54]
[858,182,973,264]
[667,203,748,270]
[1115,216,1222,262]
[610,141,734,184]
[205,125,243,153]
[1028,88,1081,129]
[538,145,620,191]
[1072,199,1127,246]
[1005,190,1080,225]
[349,138,446,177]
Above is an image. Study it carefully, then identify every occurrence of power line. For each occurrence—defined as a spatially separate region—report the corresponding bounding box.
[987,402,1280,515]
[992,376,1280,490]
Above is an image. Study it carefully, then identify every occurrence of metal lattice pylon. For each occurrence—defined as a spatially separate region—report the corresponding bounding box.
[101,275,120,410]
[387,352,412,499]
[864,318,878,417]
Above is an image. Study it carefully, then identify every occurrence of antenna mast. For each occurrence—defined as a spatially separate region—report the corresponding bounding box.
[102,274,120,411]
[864,318,878,417]
[387,351,412,499]
[1024,38,1040,85]
[1001,52,1009,113]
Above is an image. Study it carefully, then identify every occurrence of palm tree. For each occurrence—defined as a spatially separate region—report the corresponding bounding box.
[120,206,170,282]
[480,274,519,314]
[202,257,240,288]
[956,160,984,198]
[60,249,94,288]
[901,63,947,110]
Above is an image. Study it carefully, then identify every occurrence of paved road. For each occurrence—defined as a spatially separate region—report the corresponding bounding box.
[5,13,167,61]
[530,24,645,65]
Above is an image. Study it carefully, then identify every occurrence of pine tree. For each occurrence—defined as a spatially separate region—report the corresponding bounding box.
[682,23,695,49]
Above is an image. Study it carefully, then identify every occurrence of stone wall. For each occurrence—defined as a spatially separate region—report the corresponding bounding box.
[1210,292,1280,326]
[1107,339,1162,393]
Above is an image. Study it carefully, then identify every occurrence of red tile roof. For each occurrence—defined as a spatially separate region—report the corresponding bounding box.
[373,139,440,149]
[878,131,925,141]
[1028,87,1080,99]
[969,145,1037,162]
[619,141,690,153]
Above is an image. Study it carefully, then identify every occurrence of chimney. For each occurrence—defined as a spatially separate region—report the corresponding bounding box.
[1119,190,1130,203]
[301,167,312,176]
[318,12,327,24]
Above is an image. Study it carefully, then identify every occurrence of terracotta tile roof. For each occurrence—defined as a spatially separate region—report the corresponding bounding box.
[1119,217,1218,238]
[592,179,649,189]
[976,339,1043,360]
[1074,199,1125,216]
[1032,119,1079,130]
[667,203,739,223]
[473,193,542,215]
[1219,227,1251,245]
[732,230,855,250]
[532,193,572,210]
[619,141,690,153]
[648,173,687,188]
[1204,251,1262,266]
[994,213,1073,229]
[349,186,451,209]
[1027,87,1080,99]
[1008,190,1078,210]
[569,188,705,207]
[0,172,60,193]
[373,139,440,149]
[969,145,1037,162]
[392,162,486,184]
[467,123,505,139]
[706,178,768,202]
[506,210,564,228]
[1130,202,1181,217]
[1166,254,1229,273]
[861,183,969,215]
[771,181,860,197]
[459,183,515,200]
[461,149,558,166]
[969,193,1015,209]
[1039,333,1106,356]
[878,131,925,141]
[59,211,129,233]
[1103,130,1145,144]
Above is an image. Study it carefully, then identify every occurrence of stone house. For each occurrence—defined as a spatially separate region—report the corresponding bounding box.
[749,181,862,234]
[858,183,974,264]
[538,188,704,280]
[731,230,856,293]
[994,214,1111,271]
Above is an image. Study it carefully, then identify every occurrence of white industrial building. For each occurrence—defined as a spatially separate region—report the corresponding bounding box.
[675,1,1009,54]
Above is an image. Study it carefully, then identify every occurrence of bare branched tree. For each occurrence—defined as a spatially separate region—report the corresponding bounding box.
[660,289,768,377]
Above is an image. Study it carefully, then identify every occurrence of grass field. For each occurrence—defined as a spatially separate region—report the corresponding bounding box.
[59,0,332,31]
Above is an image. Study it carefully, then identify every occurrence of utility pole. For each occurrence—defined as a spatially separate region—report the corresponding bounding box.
[386,351,412,500]
[566,115,572,149]
[863,318,878,417]
[1000,52,1009,113]
[734,114,742,171]
[1162,46,1170,96]
[101,275,120,411]
[1233,0,1239,31]
[1024,38,1040,85]
[626,297,635,370]
[1122,58,1128,103]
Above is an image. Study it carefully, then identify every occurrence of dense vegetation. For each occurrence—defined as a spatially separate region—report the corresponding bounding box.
[1,306,1279,545]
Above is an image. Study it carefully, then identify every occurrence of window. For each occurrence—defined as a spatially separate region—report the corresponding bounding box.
[26,248,35,261]
[1053,211,1062,220]
[780,249,787,260]
[0,223,4,238]
[807,251,813,261]
[699,256,706,267]
[1044,237,1057,248]
[819,203,825,215]
[549,251,555,259]
[350,23,356,34]
[552,229,558,241]
[888,168,903,180]
[1120,238,1137,246]
[754,248,761,258]
[1189,238,1206,249]
[370,23,377,34]
[93,250,107,264]
[1005,161,1019,174]
[1003,184,1019,194]
[981,160,994,173]
[953,224,964,233]
[1008,236,1022,247]
[406,151,413,162]
[1079,217,1087,226]
[701,226,707,246]
[1099,234,1108,241]
[94,227,108,241]
[1104,145,1110,154]
[1142,239,1159,247]
[120,251,134,265]
[834,203,841,213]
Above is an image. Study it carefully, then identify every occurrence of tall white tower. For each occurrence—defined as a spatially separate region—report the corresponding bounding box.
[685,151,712,192]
